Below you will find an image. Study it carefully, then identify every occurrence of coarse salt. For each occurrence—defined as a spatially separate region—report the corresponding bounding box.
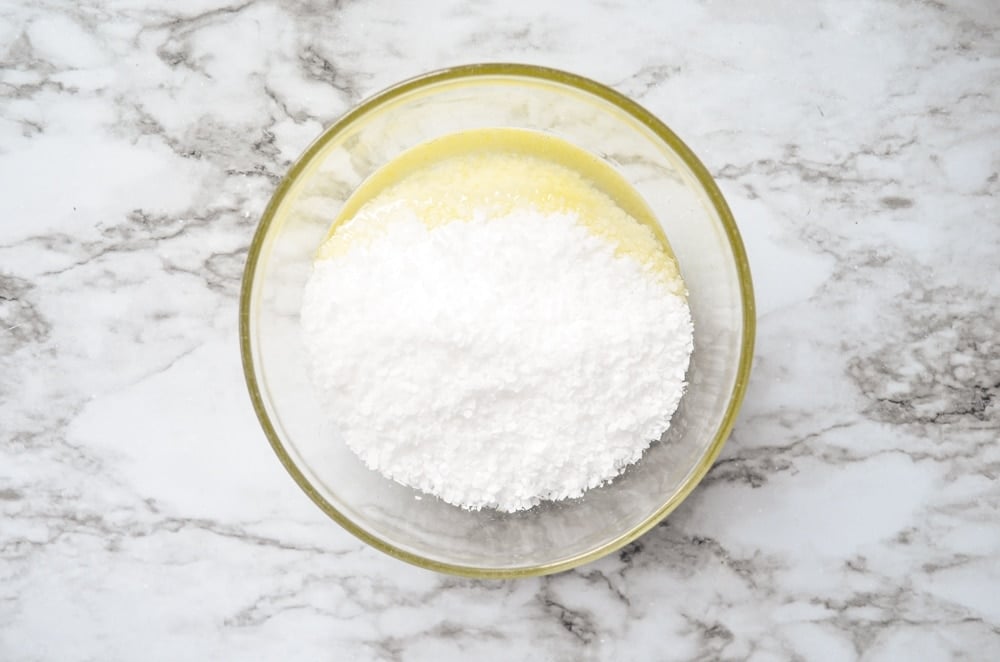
[301,203,693,512]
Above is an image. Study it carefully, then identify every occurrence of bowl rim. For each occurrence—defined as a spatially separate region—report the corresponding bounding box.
[239,62,756,579]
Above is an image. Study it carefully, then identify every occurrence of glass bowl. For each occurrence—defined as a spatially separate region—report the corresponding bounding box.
[240,63,755,578]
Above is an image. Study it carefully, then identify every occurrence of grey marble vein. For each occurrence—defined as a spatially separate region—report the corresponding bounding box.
[1,0,998,660]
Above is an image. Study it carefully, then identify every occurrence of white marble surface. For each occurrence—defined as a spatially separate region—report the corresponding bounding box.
[1,0,998,659]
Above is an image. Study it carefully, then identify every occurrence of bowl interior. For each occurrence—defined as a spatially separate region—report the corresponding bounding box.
[241,65,753,576]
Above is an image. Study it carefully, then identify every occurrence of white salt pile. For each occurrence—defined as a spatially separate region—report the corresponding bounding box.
[301,204,693,512]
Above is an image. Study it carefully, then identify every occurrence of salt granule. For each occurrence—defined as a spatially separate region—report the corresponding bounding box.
[301,208,693,512]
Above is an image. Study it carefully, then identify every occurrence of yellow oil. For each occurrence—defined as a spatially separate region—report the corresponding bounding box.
[317,128,684,292]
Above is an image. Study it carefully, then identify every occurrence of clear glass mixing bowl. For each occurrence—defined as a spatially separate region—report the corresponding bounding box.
[240,64,755,577]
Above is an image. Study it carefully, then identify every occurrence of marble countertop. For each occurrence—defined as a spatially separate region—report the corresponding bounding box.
[2,1,998,659]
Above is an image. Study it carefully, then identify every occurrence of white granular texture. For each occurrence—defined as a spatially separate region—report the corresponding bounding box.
[301,209,693,512]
